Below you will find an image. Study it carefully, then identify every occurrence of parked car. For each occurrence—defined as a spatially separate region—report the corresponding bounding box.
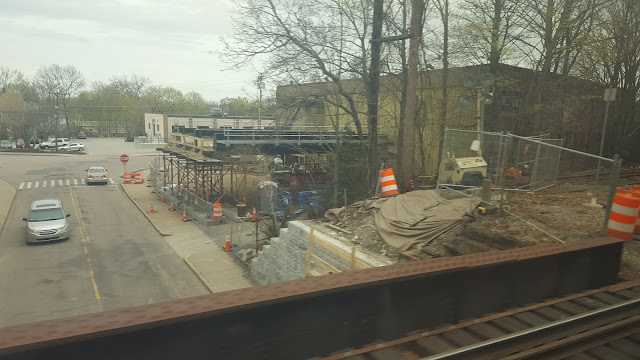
[40,138,70,149]
[15,138,26,149]
[0,139,11,149]
[59,143,86,152]
[23,199,71,244]
[86,166,108,185]
[77,131,86,139]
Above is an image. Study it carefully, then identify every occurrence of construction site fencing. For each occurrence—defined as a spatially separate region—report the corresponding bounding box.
[437,128,622,237]
[149,156,261,264]
[437,129,565,192]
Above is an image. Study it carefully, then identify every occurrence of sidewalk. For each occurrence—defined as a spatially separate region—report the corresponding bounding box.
[0,180,17,235]
[121,182,254,293]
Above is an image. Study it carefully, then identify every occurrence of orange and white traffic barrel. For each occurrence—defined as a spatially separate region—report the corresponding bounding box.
[134,173,143,184]
[632,187,640,235]
[213,202,223,220]
[607,189,640,241]
[380,168,399,197]
[124,172,131,184]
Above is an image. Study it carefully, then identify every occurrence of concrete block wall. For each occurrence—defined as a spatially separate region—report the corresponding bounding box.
[250,221,388,285]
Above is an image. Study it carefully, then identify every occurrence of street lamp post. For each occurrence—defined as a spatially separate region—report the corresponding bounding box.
[458,73,495,157]
[257,74,265,129]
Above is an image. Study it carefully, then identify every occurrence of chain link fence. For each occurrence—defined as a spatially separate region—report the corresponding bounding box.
[437,129,564,192]
[436,128,623,238]
[149,155,263,264]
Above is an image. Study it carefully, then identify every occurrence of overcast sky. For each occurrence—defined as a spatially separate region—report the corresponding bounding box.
[0,0,261,102]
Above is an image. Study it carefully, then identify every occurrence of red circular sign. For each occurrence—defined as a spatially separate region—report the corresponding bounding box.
[120,154,129,164]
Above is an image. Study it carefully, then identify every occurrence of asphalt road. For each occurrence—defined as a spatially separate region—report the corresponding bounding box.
[0,139,206,328]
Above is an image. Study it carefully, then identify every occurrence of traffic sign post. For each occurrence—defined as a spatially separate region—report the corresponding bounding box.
[120,154,129,174]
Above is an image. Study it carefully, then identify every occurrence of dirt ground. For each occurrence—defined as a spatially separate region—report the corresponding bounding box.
[318,170,640,280]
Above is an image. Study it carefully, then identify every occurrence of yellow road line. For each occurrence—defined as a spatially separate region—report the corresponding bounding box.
[89,268,101,300]
[69,187,101,300]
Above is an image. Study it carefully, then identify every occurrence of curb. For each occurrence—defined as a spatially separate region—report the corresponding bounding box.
[0,180,17,235]
[184,256,216,294]
[120,183,172,236]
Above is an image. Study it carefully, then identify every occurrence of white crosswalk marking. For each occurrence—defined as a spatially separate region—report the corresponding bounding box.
[51,180,55,187]
[109,178,116,184]
[58,180,63,186]
[27,182,32,189]
[66,179,70,186]
[81,179,86,185]
[43,181,47,188]
[35,182,39,188]
[73,179,78,185]
[19,182,24,190]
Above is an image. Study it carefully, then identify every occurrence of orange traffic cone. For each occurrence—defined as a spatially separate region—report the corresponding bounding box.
[182,209,187,222]
[252,207,257,222]
[150,204,155,214]
[169,202,175,212]
[223,233,231,252]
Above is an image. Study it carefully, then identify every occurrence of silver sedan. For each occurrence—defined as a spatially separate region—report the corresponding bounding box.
[86,166,108,185]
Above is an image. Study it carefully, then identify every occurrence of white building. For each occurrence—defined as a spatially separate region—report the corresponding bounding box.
[144,114,276,141]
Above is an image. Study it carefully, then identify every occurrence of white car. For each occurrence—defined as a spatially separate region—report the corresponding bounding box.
[59,143,86,152]
[40,138,70,149]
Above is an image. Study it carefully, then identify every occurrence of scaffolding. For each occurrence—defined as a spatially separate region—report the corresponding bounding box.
[160,149,246,204]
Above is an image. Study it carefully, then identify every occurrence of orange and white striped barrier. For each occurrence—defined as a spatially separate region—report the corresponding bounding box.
[632,187,640,236]
[607,189,640,241]
[223,233,231,252]
[213,202,223,220]
[182,209,187,222]
[380,168,399,197]
[134,173,143,184]
[124,172,131,184]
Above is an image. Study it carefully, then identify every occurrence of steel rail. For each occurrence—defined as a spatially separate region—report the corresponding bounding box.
[420,297,640,359]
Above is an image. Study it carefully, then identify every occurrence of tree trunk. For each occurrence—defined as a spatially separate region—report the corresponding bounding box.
[367,0,384,185]
[395,2,409,178]
[489,0,502,74]
[399,0,424,191]
[436,0,450,173]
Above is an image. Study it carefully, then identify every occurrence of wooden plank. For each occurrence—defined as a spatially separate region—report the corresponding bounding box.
[309,231,371,269]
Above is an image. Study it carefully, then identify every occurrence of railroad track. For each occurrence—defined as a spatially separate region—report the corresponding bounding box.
[318,280,640,360]
[557,169,640,182]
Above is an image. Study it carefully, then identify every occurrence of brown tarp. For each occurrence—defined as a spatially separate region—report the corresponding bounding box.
[325,190,479,251]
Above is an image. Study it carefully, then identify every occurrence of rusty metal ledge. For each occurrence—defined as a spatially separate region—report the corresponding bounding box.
[0,237,624,359]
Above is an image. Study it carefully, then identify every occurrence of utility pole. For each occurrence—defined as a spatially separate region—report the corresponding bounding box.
[257,74,265,129]
[399,0,424,191]
[595,86,616,186]
[367,0,384,186]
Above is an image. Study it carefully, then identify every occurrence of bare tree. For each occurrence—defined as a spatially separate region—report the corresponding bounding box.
[0,66,27,91]
[451,0,526,72]
[224,0,368,141]
[575,0,640,158]
[110,74,151,100]
[34,64,85,135]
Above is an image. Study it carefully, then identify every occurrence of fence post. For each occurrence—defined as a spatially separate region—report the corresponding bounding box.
[603,154,622,234]
[436,128,448,190]
[529,143,541,192]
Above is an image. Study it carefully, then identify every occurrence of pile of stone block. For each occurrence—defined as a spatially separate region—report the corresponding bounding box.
[250,221,388,285]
